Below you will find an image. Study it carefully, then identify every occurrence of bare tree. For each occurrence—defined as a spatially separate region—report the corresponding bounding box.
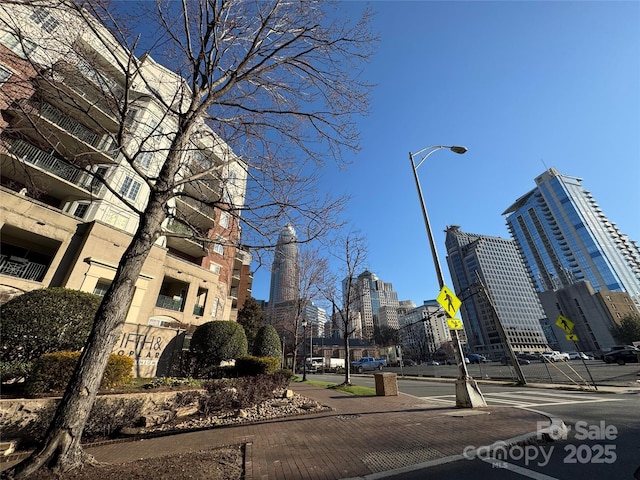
[318,232,367,386]
[0,0,375,477]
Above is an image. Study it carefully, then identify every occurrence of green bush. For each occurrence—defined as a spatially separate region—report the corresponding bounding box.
[252,325,282,359]
[190,321,248,375]
[26,351,134,395]
[235,356,280,376]
[0,288,101,381]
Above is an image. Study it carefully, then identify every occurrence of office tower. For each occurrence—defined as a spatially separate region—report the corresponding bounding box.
[445,226,549,357]
[347,270,399,341]
[503,167,640,307]
[398,301,452,361]
[303,301,327,338]
[268,224,300,306]
[0,4,249,377]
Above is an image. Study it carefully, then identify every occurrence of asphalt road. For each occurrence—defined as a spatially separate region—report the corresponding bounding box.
[311,373,640,479]
[383,359,640,388]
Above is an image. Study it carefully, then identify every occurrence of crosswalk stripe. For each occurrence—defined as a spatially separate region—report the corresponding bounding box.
[419,391,623,407]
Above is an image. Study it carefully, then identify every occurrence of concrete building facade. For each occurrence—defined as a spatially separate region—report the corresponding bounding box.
[445,226,549,358]
[0,4,252,376]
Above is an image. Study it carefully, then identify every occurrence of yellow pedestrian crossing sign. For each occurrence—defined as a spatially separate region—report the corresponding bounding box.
[437,286,461,318]
[556,315,574,334]
[566,333,579,342]
[447,318,463,330]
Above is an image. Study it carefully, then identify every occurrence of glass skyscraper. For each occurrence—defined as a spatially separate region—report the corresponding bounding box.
[503,168,640,307]
[268,224,300,305]
[445,226,549,356]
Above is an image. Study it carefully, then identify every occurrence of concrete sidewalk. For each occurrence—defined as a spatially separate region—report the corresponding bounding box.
[69,382,550,479]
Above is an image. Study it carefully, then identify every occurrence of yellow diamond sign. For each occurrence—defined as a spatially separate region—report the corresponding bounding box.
[437,286,461,318]
[566,333,579,342]
[556,315,574,334]
[447,318,463,330]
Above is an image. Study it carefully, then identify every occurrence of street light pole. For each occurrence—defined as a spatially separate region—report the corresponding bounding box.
[301,319,308,382]
[409,145,486,408]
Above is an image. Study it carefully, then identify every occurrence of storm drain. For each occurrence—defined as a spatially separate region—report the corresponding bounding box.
[361,446,444,472]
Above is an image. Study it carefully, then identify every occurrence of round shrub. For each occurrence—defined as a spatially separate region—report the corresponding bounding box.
[0,288,101,380]
[190,321,248,373]
[252,325,282,359]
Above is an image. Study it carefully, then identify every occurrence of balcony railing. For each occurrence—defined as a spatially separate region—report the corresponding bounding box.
[28,100,119,159]
[155,294,184,312]
[2,137,103,194]
[0,255,47,281]
[165,218,192,236]
[177,195,216,221]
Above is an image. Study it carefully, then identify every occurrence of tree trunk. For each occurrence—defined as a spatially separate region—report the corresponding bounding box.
[5,197,167,479]
[343,335,351,386]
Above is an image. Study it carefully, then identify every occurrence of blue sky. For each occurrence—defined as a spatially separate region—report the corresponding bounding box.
[249,1,640,307]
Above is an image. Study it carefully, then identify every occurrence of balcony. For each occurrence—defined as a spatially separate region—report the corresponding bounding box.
[7,100,120,165]
[29,100,119,159]
[155,294,184,312]
[163,219,207,259]
[174,195,216,230]
[0,254,47,282]
[0,137,104,198]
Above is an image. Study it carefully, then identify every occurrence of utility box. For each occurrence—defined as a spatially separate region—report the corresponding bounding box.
[373,372,398,396]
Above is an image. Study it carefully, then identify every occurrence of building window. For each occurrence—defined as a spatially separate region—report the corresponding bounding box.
[93,281,111,296]
[1,32,37,57]
[30,7,60,33]
[119,176,141,200]
[105,210,129,230]
[213,242,224,255]
[0,66,11,85]
[136,151,153,169]
[219,211,230,229]
[73,203,90,219]
[209,263,221,275]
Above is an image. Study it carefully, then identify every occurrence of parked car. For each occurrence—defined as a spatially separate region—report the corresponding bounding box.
[423,360,440,366]
[516,353,540,361]
[541,351,568,362]
[602,346,640,365]
[566,351,589,360]
[351,356,387,373]
[402,359,417,367]
[501,356,531,365]
[467,354,487,364]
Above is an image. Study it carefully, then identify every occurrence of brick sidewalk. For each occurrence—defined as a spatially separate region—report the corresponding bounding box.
[75,383,548,479]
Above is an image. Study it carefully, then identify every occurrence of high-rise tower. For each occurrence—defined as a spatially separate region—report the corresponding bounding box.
[445,226,549,357]
[503,167,640,307]
[268,224,300,306]
[346,270,399,340]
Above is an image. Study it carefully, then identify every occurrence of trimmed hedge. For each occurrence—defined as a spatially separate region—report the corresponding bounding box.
[235,356,281,376]
[26,351,134,395]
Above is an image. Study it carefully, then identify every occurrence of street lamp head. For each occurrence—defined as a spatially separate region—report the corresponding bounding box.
[449,146,468,155]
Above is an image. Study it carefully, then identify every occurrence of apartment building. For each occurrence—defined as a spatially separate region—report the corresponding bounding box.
[0,4,252,376]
